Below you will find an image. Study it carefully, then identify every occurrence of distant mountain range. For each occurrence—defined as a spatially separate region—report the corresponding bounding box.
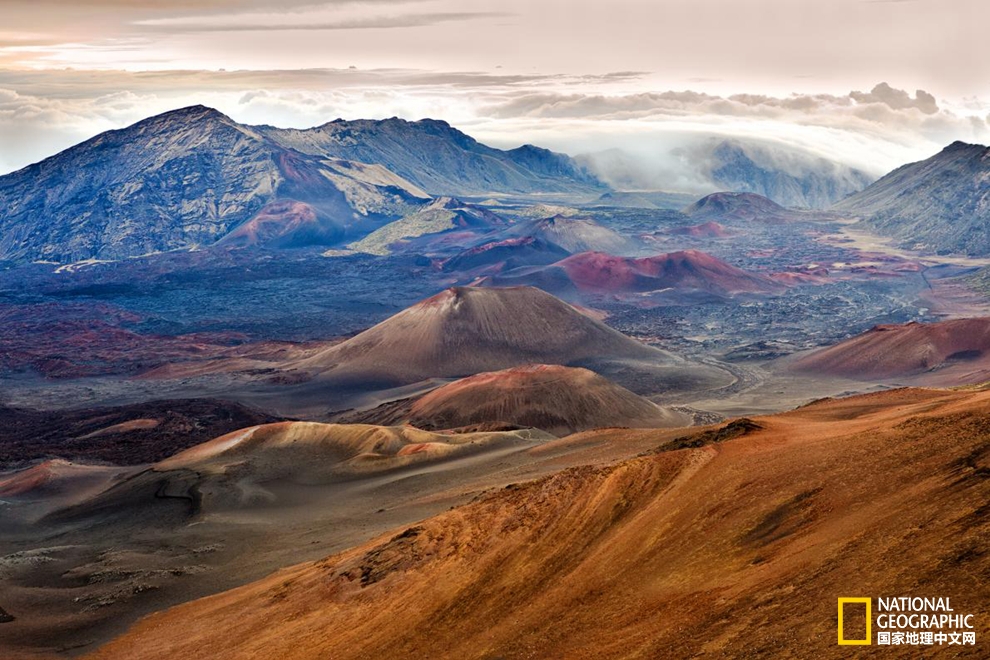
[2,103,983,264]
[578,138,874,209]
[0,106,603,263]
[705,140,874,209]
[832,141,990,256]
[0,107,427,262]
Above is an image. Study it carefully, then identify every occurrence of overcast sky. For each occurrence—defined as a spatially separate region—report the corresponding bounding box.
[1,0,987,175]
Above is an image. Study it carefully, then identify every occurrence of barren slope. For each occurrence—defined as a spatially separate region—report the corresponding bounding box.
[296,286,680,385]
[790,317,990,384]
[89,386,990,659]
[337,364,689,435]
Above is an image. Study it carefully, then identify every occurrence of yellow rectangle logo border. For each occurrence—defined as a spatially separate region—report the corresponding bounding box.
[838,597,872,645]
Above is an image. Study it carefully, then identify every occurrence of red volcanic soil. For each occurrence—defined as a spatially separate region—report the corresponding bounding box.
[90,386,990,660]
[556,250,782,294]
[0,399,280,468]
[337,364,687,435]
[0,460,67,497]
[218,200,322,248]
[790,317,990,383]
[667,221,731,238]
[770,271,829,286]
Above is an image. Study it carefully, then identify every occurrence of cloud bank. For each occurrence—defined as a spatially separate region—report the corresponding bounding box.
[0,69,987,183]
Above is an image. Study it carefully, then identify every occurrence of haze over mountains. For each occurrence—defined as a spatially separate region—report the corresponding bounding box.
[578,138,875,209]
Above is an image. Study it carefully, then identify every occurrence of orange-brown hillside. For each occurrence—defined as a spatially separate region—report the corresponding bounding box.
[790,317,990,384]
[90,386,990,659]
[340,364,689,435]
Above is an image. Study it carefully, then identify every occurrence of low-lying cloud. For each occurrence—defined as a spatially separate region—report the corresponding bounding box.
[0,70,986,182]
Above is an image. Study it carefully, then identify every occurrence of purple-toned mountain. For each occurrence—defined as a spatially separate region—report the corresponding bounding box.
[0,107,430,262]
[0,107,604,263]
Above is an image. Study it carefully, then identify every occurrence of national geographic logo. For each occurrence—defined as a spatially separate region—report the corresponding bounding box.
[838,597,978,647]
[838,598,871,645]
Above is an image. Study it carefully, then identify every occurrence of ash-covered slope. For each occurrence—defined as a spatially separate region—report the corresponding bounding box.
[153,422,549,486]
[339,364,689,436]
[789,317,990,384]
[832,141,990,256]
[0,106,429,262]
[485,250,782,296]
[17,422,552,524]
[257,117,605,196]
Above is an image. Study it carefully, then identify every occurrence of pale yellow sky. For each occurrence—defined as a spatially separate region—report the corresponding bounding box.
[0,0,987,174]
